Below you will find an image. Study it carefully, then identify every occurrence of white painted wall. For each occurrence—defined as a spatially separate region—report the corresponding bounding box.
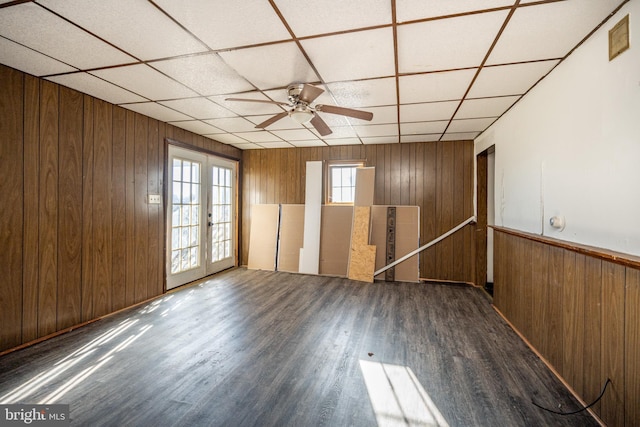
[476,1,640,257]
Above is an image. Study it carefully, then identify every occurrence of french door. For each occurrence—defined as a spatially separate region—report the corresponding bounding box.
[166,145,237,290]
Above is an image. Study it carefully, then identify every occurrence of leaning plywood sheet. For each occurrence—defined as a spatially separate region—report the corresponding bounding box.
[278,204,305,273]
[319,205,353,277]
[347,167,377,283]
[348,206,377,283]
[247,204,280,271]
[371,206,420,282]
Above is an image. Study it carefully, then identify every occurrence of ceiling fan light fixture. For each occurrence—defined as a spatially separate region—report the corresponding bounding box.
[289,107,314,124]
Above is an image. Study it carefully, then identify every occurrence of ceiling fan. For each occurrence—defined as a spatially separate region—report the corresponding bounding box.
[225,83,373,136]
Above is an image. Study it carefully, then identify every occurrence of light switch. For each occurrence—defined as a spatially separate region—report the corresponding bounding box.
[148,194,161,204]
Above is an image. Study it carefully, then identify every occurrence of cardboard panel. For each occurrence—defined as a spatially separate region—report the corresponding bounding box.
[278,204,305,273]
[247,204,280,271]
[319,205,353,277]
[299,161,322,274]
[348,206,377,283]
[371,206,420,282]
[354,167,375,207]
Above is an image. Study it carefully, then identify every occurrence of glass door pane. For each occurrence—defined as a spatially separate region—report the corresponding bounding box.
[167,145,237,290]
[206,158,236,275]
[166,146,206,290]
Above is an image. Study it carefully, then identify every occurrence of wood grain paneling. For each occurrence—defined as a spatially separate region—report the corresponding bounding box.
[38,80,59,337]
[600,261,625,426]
[0,63,241,353]
[57,86,83,330]
[0,65,24,350]
[93,99,113,317]
[111,106,127,311]
[493,227,640,426]
[134,113,149,303]
[241,140,475,283]
[22,74,40,344]
[563,251,585,396]
[626,268,640,426]
[81,95,95,321]
[547,245,564,373]
[583,256,602,415]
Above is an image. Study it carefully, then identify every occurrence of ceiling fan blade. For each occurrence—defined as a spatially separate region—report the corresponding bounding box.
[310,114,332,136]
[299,84,324,104]
[225,97,290,106]
[255,112,289,129]
[315,104,373,121]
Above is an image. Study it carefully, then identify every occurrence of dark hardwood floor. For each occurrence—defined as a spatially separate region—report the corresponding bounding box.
[0,268,598,426]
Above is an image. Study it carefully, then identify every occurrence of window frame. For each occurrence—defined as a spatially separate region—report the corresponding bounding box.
[325,159,365,205]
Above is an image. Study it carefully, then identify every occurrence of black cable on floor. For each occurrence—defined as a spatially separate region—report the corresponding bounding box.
[532,378,611,416]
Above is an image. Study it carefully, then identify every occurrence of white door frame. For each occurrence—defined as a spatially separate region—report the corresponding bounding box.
[166,145,237,290]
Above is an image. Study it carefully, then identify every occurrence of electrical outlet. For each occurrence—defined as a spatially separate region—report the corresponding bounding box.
[148,194,161,204]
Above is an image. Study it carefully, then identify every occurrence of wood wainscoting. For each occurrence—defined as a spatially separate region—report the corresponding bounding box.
[493,227,640,427]
[0,64,241,353]
[242,141,475,283]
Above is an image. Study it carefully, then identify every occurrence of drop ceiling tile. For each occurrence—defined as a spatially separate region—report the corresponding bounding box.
[91,64,197,100]
[301,28,395,82]
[290,140,327,148]
[122,102,191,122]
[399,69,476,103]
[454,95,520,119]
[228,142,263,150]
[353,124,398,137]
[400,101,459,122]
[234,131,283,143]
[401,134,442,143]
[313,113,352,128]
[170,120,224,135]
[154,0,291,50]
[210,92,286,115]
[447,117,496,133]
[467,60,559,98]
[354,105,398,125]
[397,10,509,73]
[401,121,449,135]
[257,141,296,149]
[209,133,249,145]
[151,53,254,96]
[274,0,391,37]
[396,0,514,22]
[247,115,304,130]
[488,0,625,65]
[0,3,134,69]
[326,78,397,107]
[441,132,479,141]
[271,129,318,141]
[219,42,318,90]
[37,0,207,61]
[47,73,146,104]
[159,98,236,120]
[204,117,260,133]
[0,37,76,76]
[313,126,358,139]
[361,136,399,145]
[325,138,362,146]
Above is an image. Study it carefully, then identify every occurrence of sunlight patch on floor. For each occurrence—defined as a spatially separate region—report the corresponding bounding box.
[359,360,449,427]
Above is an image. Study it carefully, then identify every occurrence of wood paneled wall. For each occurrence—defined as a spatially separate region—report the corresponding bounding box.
[0,64,241,352]
[493,228,640,427]
[241,141,475,282]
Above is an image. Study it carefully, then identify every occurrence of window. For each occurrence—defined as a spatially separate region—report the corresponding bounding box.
[326,161,364,204]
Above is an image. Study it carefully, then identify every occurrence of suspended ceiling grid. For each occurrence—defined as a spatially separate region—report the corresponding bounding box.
[0,0,627,149]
